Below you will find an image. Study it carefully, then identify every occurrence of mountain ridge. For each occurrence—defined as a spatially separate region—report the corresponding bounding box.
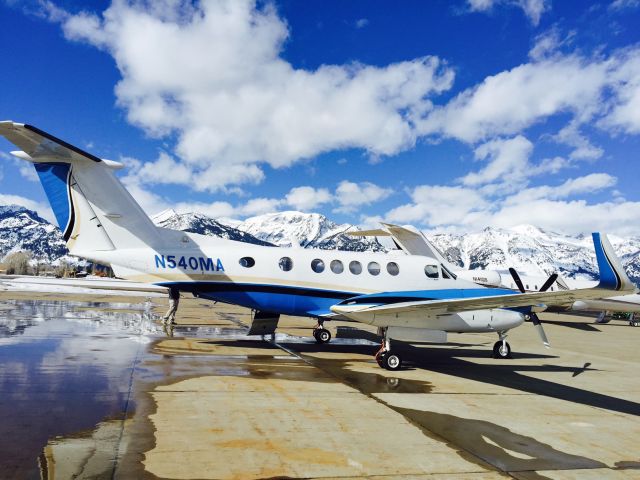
[0,204,637,285]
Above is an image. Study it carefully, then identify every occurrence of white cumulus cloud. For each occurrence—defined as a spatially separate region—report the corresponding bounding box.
[55,0,453,192]
[334,180,393,213]
[421,55,609,143]
[461,135,533,186]
[467,0,550,25]
[285,186,333,211]
[382,172,638,236]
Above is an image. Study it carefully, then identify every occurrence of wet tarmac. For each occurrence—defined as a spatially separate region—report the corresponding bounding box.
[0,292,638,479]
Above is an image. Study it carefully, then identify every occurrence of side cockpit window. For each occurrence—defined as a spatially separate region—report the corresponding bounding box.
[425,264,439,279]
[441,264,457,280]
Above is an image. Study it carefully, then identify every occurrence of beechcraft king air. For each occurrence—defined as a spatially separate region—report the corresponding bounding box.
[1,121,637,370]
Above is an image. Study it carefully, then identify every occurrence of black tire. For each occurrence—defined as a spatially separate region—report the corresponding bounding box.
[314,328,331,344]
[382,352,402,370]
[492,341,512,359]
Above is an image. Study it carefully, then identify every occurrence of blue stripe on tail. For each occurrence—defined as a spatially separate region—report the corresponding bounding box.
[34,162,75,240]
[592,232,621,290]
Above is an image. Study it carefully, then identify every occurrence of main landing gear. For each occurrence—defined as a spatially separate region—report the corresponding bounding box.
[313,319,332,344]
[492,331,512,359]
[375,327,402,371]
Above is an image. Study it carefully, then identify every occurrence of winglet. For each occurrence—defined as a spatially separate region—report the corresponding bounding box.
[593,233,636,292]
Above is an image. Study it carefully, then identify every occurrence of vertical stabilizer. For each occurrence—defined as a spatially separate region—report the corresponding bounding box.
[593,233,635,292]
[0,121,162,255]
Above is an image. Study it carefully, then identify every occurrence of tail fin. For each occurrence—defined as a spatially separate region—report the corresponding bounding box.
[593,233,636,292]
[0,121,162,254]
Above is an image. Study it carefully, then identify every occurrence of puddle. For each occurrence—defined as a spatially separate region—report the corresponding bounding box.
[0,298,350,478]
[0,300,158,478]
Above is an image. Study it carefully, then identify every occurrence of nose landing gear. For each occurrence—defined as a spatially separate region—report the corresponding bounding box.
[492,331,512,359]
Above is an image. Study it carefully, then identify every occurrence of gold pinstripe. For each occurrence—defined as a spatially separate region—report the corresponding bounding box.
[123,271,377,294]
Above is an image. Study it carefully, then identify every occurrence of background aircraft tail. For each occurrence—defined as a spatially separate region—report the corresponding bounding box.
[0,121,162,255]
[593,232,636,292]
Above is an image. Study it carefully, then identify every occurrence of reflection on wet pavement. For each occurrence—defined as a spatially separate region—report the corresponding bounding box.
[0,299,158,478]
[1,296,639,479]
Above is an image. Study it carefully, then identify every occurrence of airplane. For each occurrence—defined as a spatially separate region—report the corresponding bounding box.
[352,224,640,328]
[0,120,636,370]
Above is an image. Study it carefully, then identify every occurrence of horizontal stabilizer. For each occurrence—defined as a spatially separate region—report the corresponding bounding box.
[0,121,162,253]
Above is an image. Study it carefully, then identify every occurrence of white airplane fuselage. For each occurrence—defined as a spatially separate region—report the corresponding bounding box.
[80,230,525,333]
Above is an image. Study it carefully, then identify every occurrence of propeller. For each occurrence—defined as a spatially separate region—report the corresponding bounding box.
[529,312,550,348]
[508,268,558,348]
[539,273,559,293]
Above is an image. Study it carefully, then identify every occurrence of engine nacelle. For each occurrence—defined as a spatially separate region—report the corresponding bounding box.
[456,269,503,288]
[455,309,524,332]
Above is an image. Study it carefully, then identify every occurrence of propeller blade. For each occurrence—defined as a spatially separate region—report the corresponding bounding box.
[508,267,526,293]
[530,313,550,348]
[539,273,558,292]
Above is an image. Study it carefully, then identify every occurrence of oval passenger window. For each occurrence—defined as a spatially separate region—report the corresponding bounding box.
[311,258,325,273]
[330,260,344,274]
[387,262,399,276]
[349,261,362,275]
[368,261,380,276]
[239,257,255,268]
[279,257,293,271]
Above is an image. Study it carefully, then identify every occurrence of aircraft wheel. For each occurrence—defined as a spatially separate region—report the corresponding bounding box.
[381,351,402,371]
[630,321,640,327]
[492,341,512,359]
[314,328,332,344]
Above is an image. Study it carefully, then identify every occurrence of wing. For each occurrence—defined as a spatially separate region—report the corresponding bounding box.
[331,233,637,323]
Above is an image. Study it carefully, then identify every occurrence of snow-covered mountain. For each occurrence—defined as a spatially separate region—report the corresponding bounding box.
[429,225,640,284]
[0,205,67,263]
[235,211,385,252]
[151,209,272,246]
[0,203,637,285]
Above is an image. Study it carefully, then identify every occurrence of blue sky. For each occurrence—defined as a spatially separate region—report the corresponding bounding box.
[1,0,640,235]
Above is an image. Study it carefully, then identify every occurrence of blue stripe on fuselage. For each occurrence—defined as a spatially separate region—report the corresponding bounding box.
[154,282,521,318]
[156,281,357,317]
